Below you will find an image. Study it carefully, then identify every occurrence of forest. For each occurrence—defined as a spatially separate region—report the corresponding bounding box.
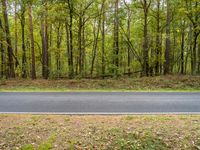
[0,0,200,79]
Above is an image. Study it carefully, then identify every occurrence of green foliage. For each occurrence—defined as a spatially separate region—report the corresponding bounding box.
[107,129,168,150]
[0,0,200,79]
[21,144,34,150]
[38,134,56,150]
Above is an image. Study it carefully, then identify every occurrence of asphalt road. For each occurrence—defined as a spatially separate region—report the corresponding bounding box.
[0,92,200,114]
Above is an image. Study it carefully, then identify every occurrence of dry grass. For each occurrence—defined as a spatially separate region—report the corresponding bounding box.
[0,115,200,150]
[0,75,200,91]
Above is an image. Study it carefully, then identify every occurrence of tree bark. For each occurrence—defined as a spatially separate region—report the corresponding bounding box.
[142,0,151,77]
[181,20,185,74]
[41,17,48,79]
[127,8,132,76]
[14,0,19,69]
[40,1,49,79]
[78,14,83,75]
[28,3,36,79]
[101,0,105,78]
[56,23,63,78]
[0,18,5,78]
[113,0,119,76]
[155,0,160,76]
[164,0,171,75]
[1,0,15,78]
[91,6,102,76]
[21,3,27,78]
[67,0,74,78]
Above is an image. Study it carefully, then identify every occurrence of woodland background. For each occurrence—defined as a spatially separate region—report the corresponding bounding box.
[0,0,200,79]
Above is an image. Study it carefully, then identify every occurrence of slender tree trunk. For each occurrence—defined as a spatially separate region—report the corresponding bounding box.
[28,3,36,79]
[45,3,49,78]
[0,40,4,78]
[14,0,19,70]
[160,30,163,74]
[198,42,200,74]
[1,0,15,78]
[41,18,48,79]
[113,0,119,76]
[78,15,83,75]
[192,31,198,74]
[127,9,132,76]
[155,0,160,76]
[56,23,63,78]
[82,20,86,76]
[40,1,49,79]
[67,0,74,78]
[66,16,70,77]
[21,4,27,78]
[142,0,150,77]
[171,28,176,73]
[101,0,105,78]
[164,0,171,75]
[91,13,101,76]
[181,20,185,74]
[49,24,53,73]
[189,25,193,74]
[0,18,5,78]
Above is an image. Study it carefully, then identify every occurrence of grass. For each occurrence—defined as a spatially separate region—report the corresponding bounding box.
[0,75,200,92]
[0,115,200,149]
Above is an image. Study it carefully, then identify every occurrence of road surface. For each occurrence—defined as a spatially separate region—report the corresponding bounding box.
[0,92,200,114]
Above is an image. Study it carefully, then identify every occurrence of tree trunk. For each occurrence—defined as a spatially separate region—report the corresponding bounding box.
[113,0,119,76]
[155,0,160,76]
[28,3,36,79]
[142,0,150,77]
[45,3,49,77]
[56,23,63,78]
[192,31,198,75]
[164,0,171,75]
[181,20,185,74]
[14,0,19,70]
[91,11,102,76]
[127,9,132,76]
[78,15,83,76]
[101,0,105,78]
[21,3,27,78]
[67,0,74,78]
[40,1,49,79]
[49,24,53,73]
[1,0,15,78]
[41,18,48,79]
[82,20,86,76]
[198,42,200,74]
[0,18,5,78]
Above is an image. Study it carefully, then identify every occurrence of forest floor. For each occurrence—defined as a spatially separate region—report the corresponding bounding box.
[0,75,200,92]
[0,115,200,150]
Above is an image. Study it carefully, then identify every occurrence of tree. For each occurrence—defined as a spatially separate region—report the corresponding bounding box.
[1,0,15,78]
[66,0,74,79]
[28,0,36,79]
[155,0,161,75]
[101,0,106,78]
[56,22,63,78]
[113,0,120,76]
[164,0,171,75]
[141,0,151,76]
[185,0,200,75]
[14,0,19,69]
[0,17,5,78]
[91,2,103,76]
[20,0,27,78]
[41,0,49,79]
